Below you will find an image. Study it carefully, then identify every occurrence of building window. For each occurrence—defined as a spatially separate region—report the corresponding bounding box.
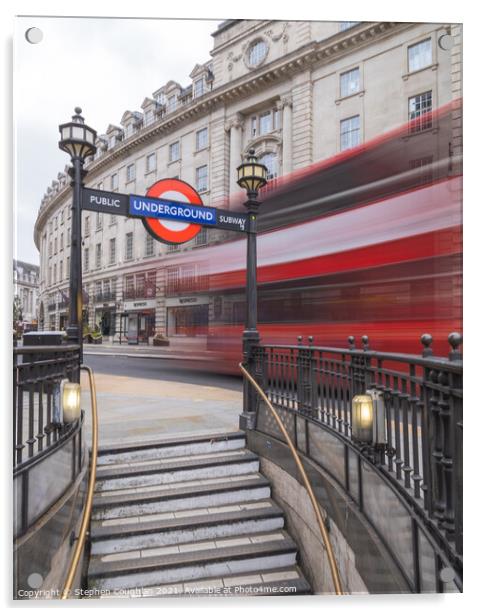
[340,22,359,31]
[248,39,268,66]
[126,163,136,183]
[53,264,57,284]
[98,181,104,190]
[169,141,180,162]
[109,134,117,149]
[249,117,256,138]
[259,111,273,136]
[409,156,434,185]
[259,153,278,180]
[196,128,208,151]
[95,243,102,269]
[408,91,432,133]
[144,110,154,126]
[111,173,118,190]
[59,261,63,281]
[67,205,71,220]
[146,152,156,173]
[145,233,154,257]
[48,241,52,257]
[66,228,70,246]
[54,238,58,254]
[60,209,64,225]
[96,212,103,230]
[95,280,102,300]
[125,232,133,260]
[85,216,90,236]
[195,227,207,246]
[194,78,204,98]
[60,233,64,251]
[84,248,89,271]
[66,256,70,274]
[125,275,135,298]
[408,39,432,73]
[340,115,361,150]
[55,216,58,229]
[167,94,177,113]
[196,165,208,192]
[109,238,116,264]
[110,214,117,225]
[340,67,360,97]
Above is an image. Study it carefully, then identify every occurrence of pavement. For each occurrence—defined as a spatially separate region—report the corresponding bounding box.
[83,336,215,362]
[80,354,243,448]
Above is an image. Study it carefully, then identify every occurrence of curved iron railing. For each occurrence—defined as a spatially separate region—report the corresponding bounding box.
[61,365,99,600]
[240,362,344,595]
[245,333,462,590]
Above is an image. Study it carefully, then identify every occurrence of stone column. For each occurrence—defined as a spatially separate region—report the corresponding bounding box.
[226,114,244,196]
[278,95,293,175]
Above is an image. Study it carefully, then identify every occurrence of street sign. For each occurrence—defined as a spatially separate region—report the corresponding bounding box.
[80,179,249,243]
[142,179,204,245]
[82,188,129,216]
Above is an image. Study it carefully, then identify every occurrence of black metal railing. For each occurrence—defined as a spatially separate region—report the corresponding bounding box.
[94,290,116,302]
[13,345,80,469]
[252,333,463,561]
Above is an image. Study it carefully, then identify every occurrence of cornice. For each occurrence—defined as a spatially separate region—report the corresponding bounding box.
[34,21,411,249]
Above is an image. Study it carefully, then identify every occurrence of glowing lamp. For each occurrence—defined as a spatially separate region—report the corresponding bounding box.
[237,149,268,196]
[62,381,81,423]
[351,390,386,445]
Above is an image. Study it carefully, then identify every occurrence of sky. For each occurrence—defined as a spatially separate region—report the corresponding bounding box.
[14,16,221,265]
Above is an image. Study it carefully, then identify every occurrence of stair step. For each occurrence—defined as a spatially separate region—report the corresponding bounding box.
[98,567,310,598]
[88,533,298,592]
[91,474,271,520]
[95,450,259,491]
[90,501,285,555]
[96,431,246,466]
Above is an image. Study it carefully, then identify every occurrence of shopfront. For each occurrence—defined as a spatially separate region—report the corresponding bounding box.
[122,299,156,344]
[166,296,209,336]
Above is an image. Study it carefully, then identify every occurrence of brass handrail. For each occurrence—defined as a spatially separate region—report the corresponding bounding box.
[239,362,344,595]
[61,365,99,600]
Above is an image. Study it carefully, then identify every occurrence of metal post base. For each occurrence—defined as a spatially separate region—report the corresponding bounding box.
[239,412,257,431]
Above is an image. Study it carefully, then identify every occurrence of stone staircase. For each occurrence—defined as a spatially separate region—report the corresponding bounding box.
[87,431,311,598]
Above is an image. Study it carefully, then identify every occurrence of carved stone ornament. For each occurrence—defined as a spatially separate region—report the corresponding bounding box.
[264,22,289,43]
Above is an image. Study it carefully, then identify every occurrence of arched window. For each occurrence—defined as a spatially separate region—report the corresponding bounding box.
[259,152,278,180]
[248,40,268,66]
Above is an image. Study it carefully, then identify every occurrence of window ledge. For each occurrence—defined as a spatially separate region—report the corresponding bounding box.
[145,169,157,176]
[194,146,210,155]
[402,125,439,141]
[168,159,181,166]
[402,63,438,80]
[335,89,365,105]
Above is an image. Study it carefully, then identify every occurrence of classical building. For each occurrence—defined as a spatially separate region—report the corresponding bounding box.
[13,259,40,329]
[34,19,461,342]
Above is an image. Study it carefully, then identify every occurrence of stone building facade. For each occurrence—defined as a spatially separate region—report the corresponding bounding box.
[13,260,40,328]
[33,19,461,343]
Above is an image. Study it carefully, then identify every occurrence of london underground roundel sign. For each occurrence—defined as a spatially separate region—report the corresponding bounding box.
[142,179,203,245]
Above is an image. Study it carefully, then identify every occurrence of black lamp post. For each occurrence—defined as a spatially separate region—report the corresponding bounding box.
[58,108,97,367]
[236,149,268,430]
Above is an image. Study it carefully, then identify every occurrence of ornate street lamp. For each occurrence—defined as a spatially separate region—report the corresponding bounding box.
[236,149,268,430]
[58,108,97,366]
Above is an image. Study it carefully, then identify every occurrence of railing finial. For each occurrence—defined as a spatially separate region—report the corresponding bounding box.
[421,333,433,357]
[348,336,355,350]
[297,335,303,346]
[448,332,462,360]
[308,335,314,346]
[361,335,369,351]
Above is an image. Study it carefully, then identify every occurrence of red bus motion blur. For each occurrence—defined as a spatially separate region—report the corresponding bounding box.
[163,101,462,373]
